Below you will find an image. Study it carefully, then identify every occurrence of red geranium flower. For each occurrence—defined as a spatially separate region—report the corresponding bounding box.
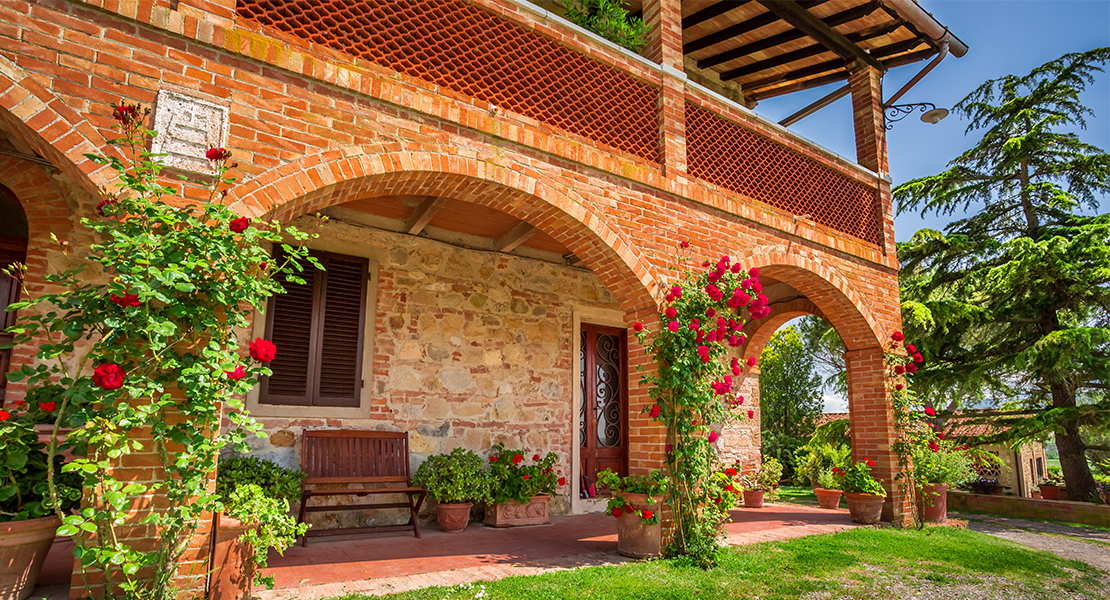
[867,459,876,467]
[226,366,247,381]
[937,432,946,440]
[522,474,530,480]
[928,441,939,452]
[0,409,9,421]
[490,457,498,462]
[532,454,540,461]
[513,454,523,464]
[725,468,737,477]
[679,241,690,249]
[558,477,567,486]
[250,338,277,362]
[641,510,654,520]
[92,363,126,390]
[611,508,623,518]
[41,402,55,412]
[229,217,250,233]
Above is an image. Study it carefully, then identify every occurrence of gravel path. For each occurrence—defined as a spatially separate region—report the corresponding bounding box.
[953,512,1110,572]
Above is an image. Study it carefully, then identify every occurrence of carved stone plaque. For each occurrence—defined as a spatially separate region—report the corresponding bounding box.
[151,87,230,176]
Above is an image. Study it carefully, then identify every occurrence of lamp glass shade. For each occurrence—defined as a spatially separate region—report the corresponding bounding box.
[921,108,949,124]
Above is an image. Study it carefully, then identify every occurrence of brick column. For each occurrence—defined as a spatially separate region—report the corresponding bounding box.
[844,346,911,527]
[643,0,687,178]
[848,62,888,175]
[627,309,665,475]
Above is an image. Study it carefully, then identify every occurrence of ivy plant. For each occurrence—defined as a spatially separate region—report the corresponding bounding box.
[224,484,308,590]
[3,101,319,600]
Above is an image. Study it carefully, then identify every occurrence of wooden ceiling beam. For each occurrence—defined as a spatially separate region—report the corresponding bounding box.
[494,222,538,253]
[404,196,446,235]
[720,21,904,81]
[683,10,780,54]
[748,46,938,101]
[682,1,748,30]
[697,1,883,70]
[756,0,885,72]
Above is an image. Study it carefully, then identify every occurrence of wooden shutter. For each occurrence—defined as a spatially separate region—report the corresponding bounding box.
[260,250,368,407]
[315,255,368,407]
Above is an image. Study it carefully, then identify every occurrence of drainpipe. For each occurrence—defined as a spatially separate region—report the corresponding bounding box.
[882,0,969,58]
[884,41,949,108]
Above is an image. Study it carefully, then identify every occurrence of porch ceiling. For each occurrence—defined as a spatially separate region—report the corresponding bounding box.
[338,196,573,256]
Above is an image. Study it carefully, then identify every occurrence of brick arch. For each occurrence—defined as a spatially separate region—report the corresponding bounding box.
[738,298,827,363]
[229,144,662,315]
[0,55,107,197]
[728,248,884,353]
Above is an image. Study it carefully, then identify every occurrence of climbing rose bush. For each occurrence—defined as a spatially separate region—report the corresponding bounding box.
[633,245,762,566]
[4,101,318,599]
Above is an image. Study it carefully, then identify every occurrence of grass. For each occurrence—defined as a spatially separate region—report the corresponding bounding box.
[772,485,819,507]
[329,527,1108,600]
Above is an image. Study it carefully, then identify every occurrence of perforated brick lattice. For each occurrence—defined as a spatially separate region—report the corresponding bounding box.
[236,0,660,162]
[685,103,884,246]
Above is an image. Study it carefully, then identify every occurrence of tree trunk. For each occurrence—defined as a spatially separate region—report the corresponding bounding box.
[1051,383,1097,502]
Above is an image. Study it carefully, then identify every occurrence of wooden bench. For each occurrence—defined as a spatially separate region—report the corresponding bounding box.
[297,430,425,546]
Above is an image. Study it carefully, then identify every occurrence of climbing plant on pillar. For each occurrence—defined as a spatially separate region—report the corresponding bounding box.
[3,102,319,599]
[632,244,766,567]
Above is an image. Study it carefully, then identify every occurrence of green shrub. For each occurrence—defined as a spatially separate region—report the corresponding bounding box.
[840,460,885,495]
[815,467,840,491]
[216,456,305,506]
[487,443,560,504]
[561,0,649,52]
[911,442,976,486]
[413,447,493,505]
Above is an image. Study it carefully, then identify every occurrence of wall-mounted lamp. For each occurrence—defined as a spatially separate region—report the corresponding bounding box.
[884,102,948,130]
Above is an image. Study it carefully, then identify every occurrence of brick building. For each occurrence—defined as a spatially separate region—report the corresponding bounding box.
[0,0,964,596]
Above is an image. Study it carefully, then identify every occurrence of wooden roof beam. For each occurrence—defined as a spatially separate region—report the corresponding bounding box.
[756,0,885,72]
[404,196,446,235]
[697,1,883,70]
[682,1,749,30]
[495,222,538,253]
[684,1,831,55]
[720,21,904,81]
[749,46,938,101]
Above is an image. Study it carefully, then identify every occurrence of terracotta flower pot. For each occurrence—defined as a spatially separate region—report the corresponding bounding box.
[742,490,764,508]
[1039,485,1059,500]
[484,495,550,527]
[919,483,947,523]
[613,493,662,559]
[0,515,61,600]
[844,492,885,524]
[208,514,254,600]
[436,502,473,533]
[813,488,843,510]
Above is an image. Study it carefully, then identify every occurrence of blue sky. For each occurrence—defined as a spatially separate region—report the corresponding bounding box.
[756,0,1110,242]
[753,1,1110,411]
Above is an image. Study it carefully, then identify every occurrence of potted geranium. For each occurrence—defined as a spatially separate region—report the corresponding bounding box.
[412,448,493,533]
[597,469,668,558]
[210,457,308,600]
[484,443,562,527]
[911,440,976,523]
[1038,469,1064,500]
[813,467,844,510]
[841,459,886,524]
[741,457,783,509]
[0,408,80,600]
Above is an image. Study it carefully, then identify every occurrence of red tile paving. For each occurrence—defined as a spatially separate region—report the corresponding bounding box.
[32,503,860,600]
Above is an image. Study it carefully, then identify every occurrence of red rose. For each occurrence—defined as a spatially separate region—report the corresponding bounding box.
[906,363,917,374]
[668,321,679,333]
[894,365,905,375]
[679,241,689,249]
[206,147,231,161]
[229,217,250,233]
[558,477,566,486]
[226,366,247,381]
[891,331,904,341]
[649,405,661,418]
[249,338,277,362]
[937,432,946,440]
[611,508,622,518]
[522,475,530,480]
[260,262,268,271]
[746,356,758,367]
[895,384,904,391]
[867,460,876,467]
[913,353,924,364]
[41,402,55,412]
[665,294,675,303]
[532,454,540,461]
[747,410,754,419]
[110,292,141,308]
[112,102,139,125]
[905,344,917,353]
[924,407,936,417]
[633,321,643,332]
[92,363,126,390]
[0,409,9,421]
[665,306,677,319]
[513,454,523,464]
[928,441,939,452]
[97,197,118,217]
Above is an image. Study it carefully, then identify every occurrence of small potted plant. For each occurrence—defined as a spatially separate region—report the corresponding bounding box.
[484,443,563,527]
[840,459,886,524]
[597,469,668,558]
[412,448,493,533]
[912,440,975,523]
[741,457,783,509]
[211,456,309,600]
[1038,469,1064,500]
[0,404,81,600]
[813,467,844,510]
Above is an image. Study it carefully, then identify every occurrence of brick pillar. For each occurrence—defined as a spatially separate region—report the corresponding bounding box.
[718,366,761,469]
[643,0,687,178]
[848,62,888,175]
[627,308,665,475]
[844,346,911,527]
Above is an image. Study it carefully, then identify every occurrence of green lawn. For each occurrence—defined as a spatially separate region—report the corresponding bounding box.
[771,485,819,507]
[332,527,1108,600]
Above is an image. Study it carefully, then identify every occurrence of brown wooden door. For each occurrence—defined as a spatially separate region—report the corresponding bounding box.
[0,236,27,407]
[580,324,628,485]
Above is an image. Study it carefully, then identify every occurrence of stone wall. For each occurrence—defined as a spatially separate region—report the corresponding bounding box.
[239,218,622,527]
[948,490,1109,528]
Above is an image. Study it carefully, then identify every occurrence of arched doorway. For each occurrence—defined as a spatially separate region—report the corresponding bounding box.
[0,183,28,406]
